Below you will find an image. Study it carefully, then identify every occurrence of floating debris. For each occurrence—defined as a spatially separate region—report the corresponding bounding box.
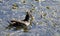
[22,0,26,5]
[41,11,47,18]
[12,3,19,9]
[46,6,50,9]
[12,3,18,7]
[43,13,47,17]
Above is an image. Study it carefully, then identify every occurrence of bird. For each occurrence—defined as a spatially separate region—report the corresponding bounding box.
[6,12,34,31]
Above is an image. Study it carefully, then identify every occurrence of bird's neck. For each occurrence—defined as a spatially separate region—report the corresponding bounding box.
[23,14,30,21]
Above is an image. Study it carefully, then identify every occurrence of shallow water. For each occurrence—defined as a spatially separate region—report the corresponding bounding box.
[0,0,60,36]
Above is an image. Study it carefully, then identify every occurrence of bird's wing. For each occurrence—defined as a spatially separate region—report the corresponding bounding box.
[10,20,30,25]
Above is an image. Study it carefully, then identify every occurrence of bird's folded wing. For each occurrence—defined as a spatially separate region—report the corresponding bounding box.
[11,20,30,26]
